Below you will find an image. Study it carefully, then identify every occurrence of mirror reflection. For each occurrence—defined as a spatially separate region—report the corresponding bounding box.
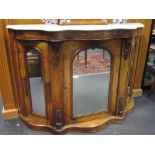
[26,48,45,116]
[73,48,111,117]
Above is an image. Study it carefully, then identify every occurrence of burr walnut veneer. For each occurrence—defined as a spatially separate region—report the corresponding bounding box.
[6,24,143,134]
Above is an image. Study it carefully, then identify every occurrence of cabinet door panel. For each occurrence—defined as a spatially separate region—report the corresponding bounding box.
[72,48,111,117]
[26,48,45,116]
[17,42,51,118]
[63,40,121,122]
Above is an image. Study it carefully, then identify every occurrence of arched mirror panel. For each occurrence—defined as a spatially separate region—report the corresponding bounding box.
[73,48,111,117]
[26,48,45,116]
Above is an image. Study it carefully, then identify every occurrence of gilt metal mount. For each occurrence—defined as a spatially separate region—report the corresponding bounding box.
[124,38,132,59]
[55,109,63,129]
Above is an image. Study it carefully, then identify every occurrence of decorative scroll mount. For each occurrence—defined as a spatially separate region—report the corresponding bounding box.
[55,109,63,129]
[124,38,132,60]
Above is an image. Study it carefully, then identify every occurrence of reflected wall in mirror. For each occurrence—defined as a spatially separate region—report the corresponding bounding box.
[73,48,111,117]
[26,48,45,116]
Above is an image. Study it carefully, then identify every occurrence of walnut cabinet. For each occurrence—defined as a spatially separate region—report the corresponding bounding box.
[6,24,143,134]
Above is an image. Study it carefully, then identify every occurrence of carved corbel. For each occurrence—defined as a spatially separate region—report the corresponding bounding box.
[124,37,136,60]
[55,109,63,129]
[124,38,132,59]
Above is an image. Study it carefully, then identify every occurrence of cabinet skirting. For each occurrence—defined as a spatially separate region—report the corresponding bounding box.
[18,97,134,134]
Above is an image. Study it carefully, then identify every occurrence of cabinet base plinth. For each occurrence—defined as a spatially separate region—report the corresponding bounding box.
[2,107,18,120]
[133,89,142,97]
[19,98,134,134]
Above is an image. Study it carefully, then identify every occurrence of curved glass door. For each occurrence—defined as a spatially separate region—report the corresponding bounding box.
[73,48,111,117]
[26,48,45,116]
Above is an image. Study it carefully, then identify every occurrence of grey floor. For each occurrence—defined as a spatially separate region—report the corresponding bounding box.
[0,81,155,134]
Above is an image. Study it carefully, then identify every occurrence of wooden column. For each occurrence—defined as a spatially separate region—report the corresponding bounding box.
[133,19,152,97]
[0,20,18,119]
[107,19,152,97]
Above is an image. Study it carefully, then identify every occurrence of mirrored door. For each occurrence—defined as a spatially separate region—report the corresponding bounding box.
[72,48,111,117]
[26,48,46,116]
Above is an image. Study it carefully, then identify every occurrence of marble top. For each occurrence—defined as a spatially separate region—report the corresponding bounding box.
[6,23,144,32]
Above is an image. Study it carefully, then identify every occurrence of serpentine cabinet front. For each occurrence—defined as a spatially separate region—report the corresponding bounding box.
[6,24,143,134]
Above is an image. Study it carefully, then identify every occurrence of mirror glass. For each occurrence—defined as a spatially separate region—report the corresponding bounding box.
[73,48,111,117]
[26,48,45,116]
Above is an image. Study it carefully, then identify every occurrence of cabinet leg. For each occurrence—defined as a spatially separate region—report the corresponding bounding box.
[2,107,18,120]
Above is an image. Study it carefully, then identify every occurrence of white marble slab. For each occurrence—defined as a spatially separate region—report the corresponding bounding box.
[6,23,144,31]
